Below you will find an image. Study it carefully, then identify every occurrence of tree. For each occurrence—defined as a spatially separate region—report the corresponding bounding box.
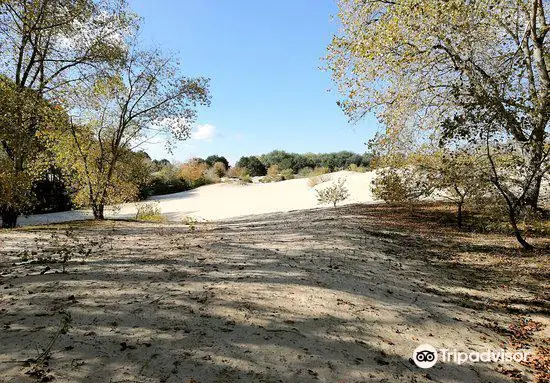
[212,161,227,178]
[205,155,229,169]
[0,76,59,226]
[316,177,350,207]
[236,156,266,176]
[0,0,132,227]
[179,160,209,188]
[53,42,210,218]
[425,152,489,228]
[327,0,550,249]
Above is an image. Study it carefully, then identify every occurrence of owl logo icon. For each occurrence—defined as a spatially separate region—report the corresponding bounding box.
[412,344,438,368]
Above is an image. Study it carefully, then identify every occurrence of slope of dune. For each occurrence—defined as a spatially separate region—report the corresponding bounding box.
[17,171,377,226]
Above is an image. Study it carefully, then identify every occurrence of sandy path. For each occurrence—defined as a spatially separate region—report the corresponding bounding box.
[1,205,545,382]
[17,171,377,226]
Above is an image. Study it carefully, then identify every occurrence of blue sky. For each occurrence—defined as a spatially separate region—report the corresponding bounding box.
[130,0,379,165]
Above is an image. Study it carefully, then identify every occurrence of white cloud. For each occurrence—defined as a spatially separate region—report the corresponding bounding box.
[191,124,216,141]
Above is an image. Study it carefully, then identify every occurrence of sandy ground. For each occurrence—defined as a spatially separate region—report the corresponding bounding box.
[17,171,376,226]
[0,205,548,383]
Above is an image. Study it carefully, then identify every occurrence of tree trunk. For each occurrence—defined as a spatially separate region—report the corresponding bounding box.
[524,172,542,211]
[456,202,463,228]
[1,206,19,228]
[92,204,105,220]
[508,207,534,250]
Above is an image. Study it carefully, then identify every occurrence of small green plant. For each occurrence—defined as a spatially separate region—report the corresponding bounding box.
[316,177,350,207]
[239,174,252,184]
[182,216,198,231]
[135,202,165,222]
[26,310,72,381]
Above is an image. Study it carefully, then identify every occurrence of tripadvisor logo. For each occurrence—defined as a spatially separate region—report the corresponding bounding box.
[412,344,530,369]
[412,344,438,368]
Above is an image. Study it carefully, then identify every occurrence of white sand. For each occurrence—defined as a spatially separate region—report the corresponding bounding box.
[18,170,378,226]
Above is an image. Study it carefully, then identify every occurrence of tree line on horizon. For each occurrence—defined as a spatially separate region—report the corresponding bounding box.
[15,148,372,217]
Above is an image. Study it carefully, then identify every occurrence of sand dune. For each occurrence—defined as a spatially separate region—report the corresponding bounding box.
[18,171,377,226]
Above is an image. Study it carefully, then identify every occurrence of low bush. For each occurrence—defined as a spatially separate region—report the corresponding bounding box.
[371,168,431,204]
[316,178,350,207]
[227,166,249,180]
[297,167,314,177]
[280,168,294,180]
[260,175,282,183]
[179,160,210,188]
[135,202,164,222]
[310,166,330,176]
[348,164,367,172]
[212,161,227,178]
[308,174,331,187]
[236,156,266,176]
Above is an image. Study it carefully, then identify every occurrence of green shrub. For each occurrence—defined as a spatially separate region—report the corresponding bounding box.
[236,156,266,176]
[316,178,350,207]
[348,164,367,172]
[260,175,282,183]
[146,177,189,196]
[212,161,227,177]
[228,166,249,179]
[144,163,189,197]
[308,174,331,187]
[267,164,280,177]
[371,168,430,203]
[135,202,165,222]
[182,216,199,231]
[280,168,294,180]
[179,160,210,188]
[297,167,314,177]
[239,174,252,184]
[310,166,330,176]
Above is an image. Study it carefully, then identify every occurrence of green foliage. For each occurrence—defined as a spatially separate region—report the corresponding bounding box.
[205,155,229,169]
[212,161,227,178]
[227,166,249,180]
[298,167,314,177]
[309,166,330,177]
[259,150,371,173]
[146,162,189,196]
[371,169,427,204]
[236,156,266,176]
[260,165,283,183]
[31,167,73,214]
[0,0,136,226]
[259,165,297,183]
[348,164,367,173]
[182,216,199,231]
[135,202,164,222]
[179,160,211,188]
[316,178,350,207]
[51,125,142,216]
[280,168,294,180]
[0,76,65,226]
[239,174,252,184]
[327,0,550,249]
